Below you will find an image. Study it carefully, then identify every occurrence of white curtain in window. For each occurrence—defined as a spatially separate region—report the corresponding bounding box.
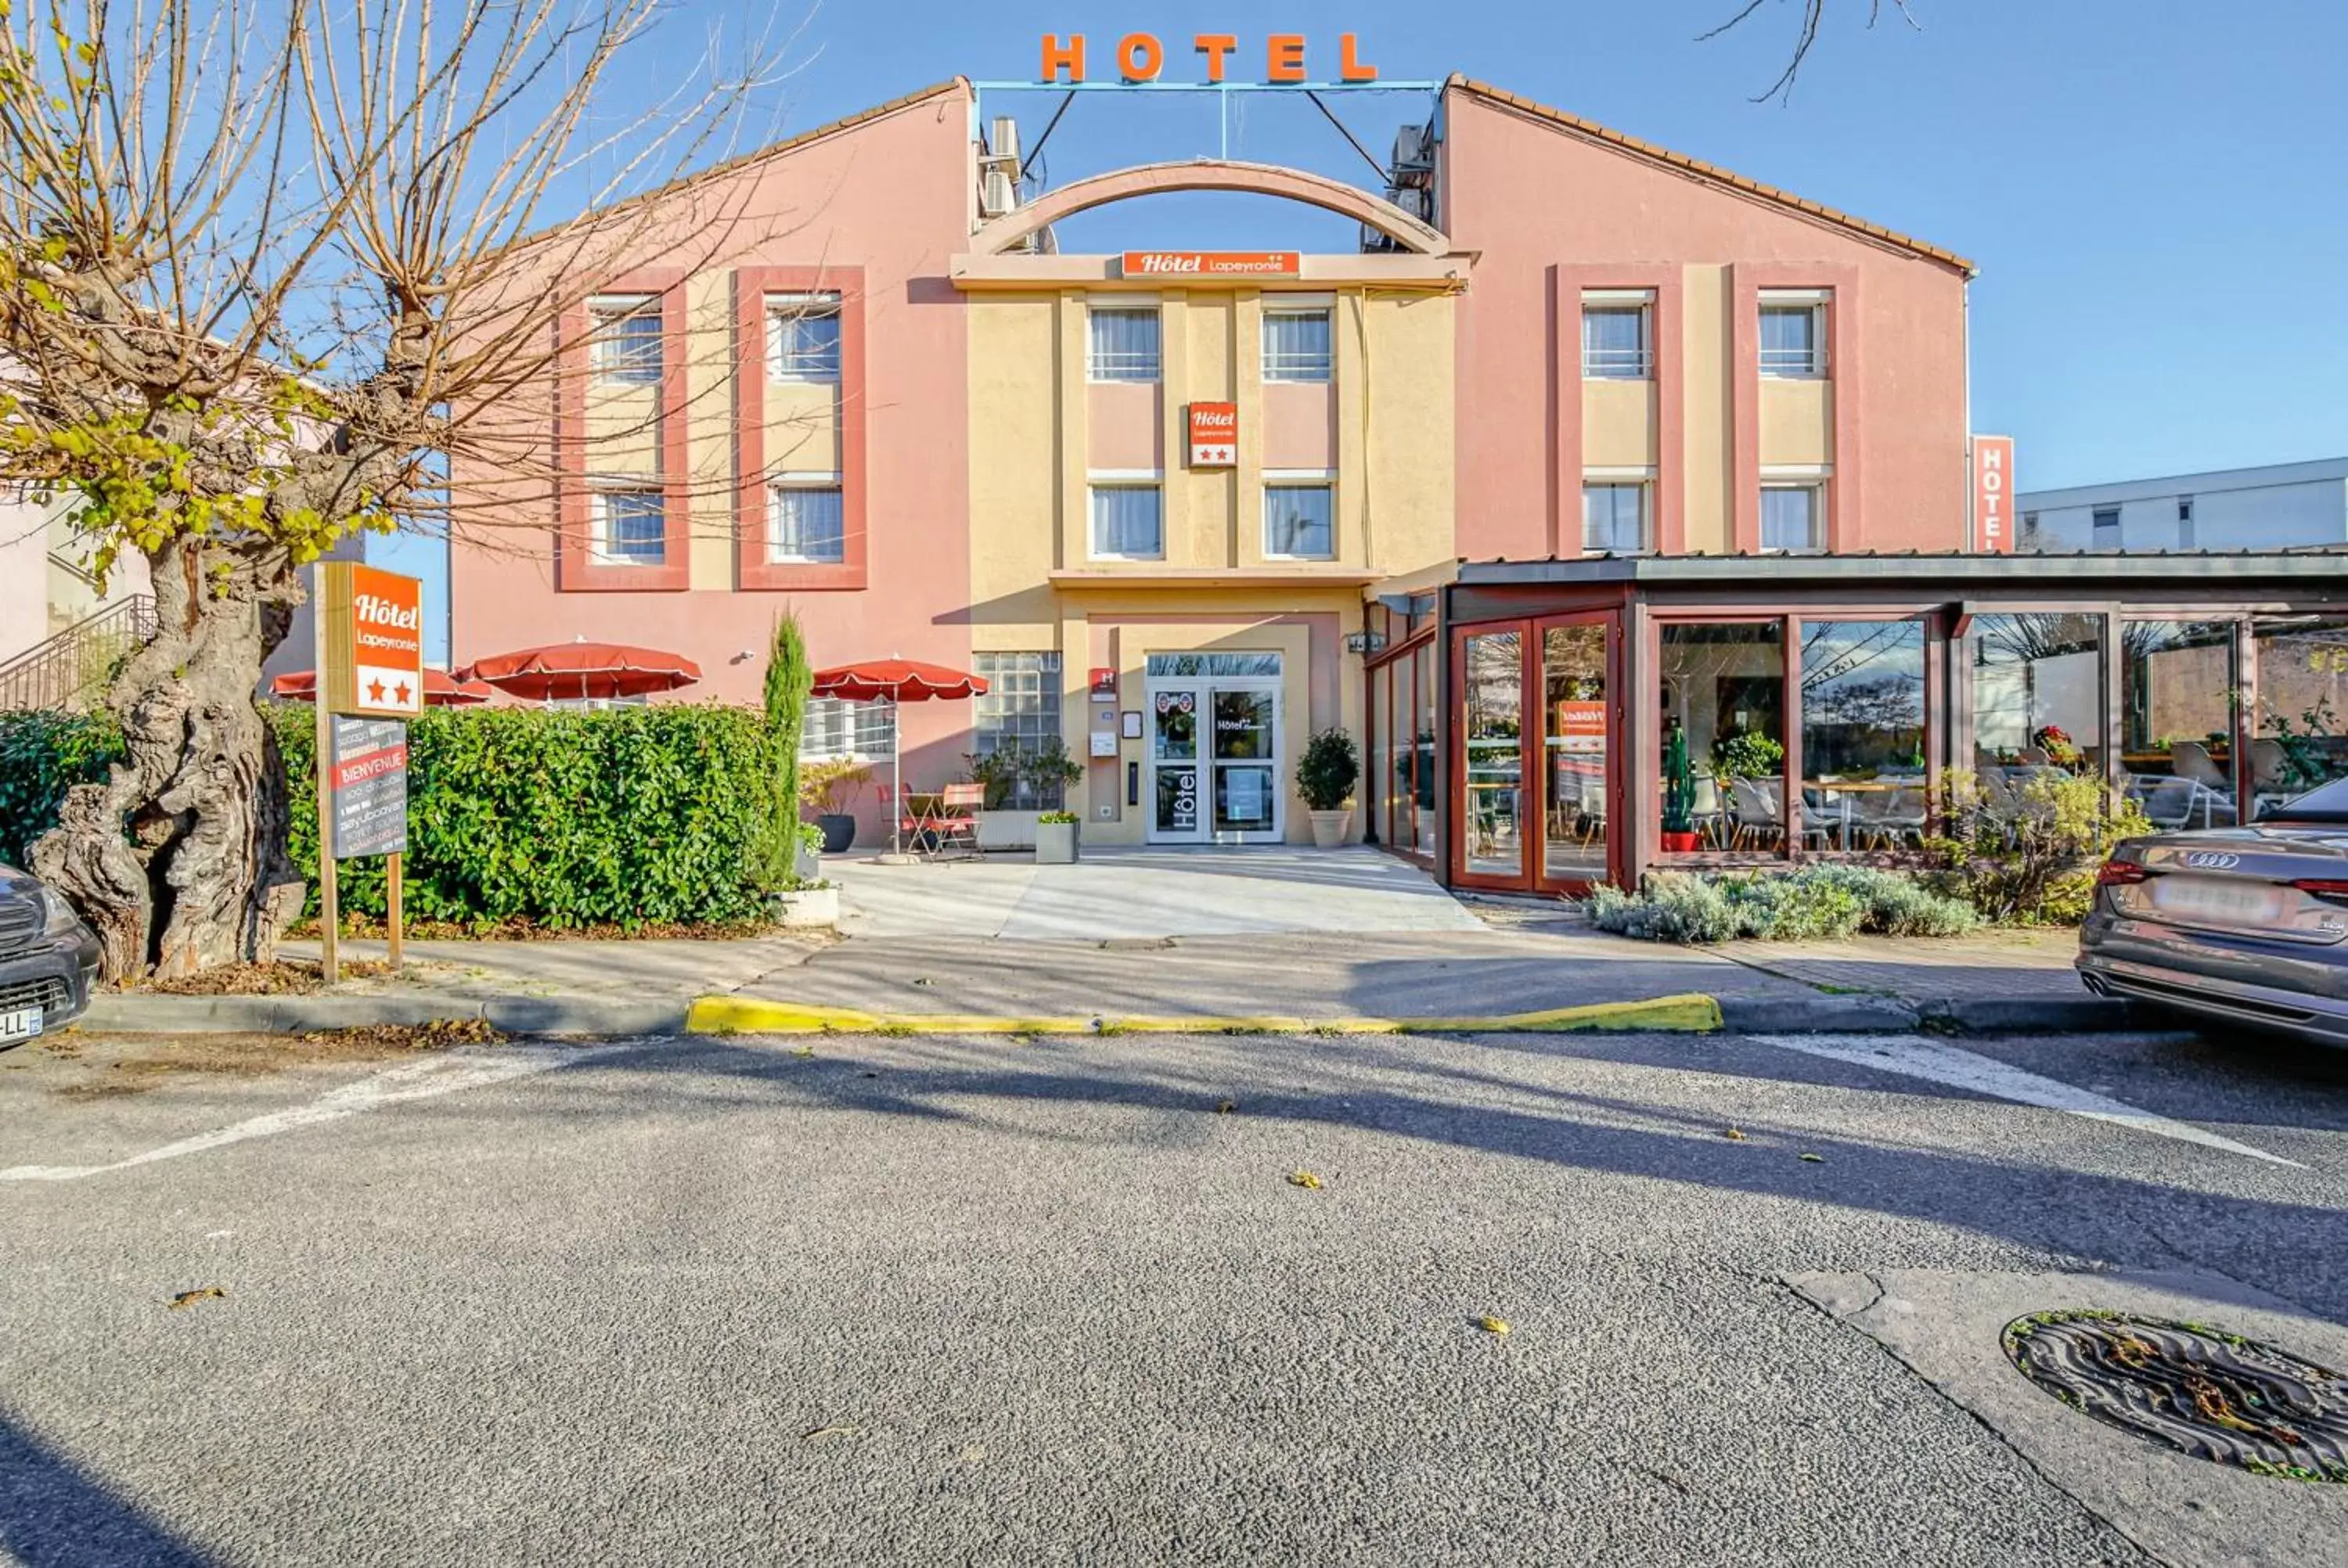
[1264,485,1334,557]
[1088,308,1159,380]
[769,487,844,562]
[1761,487,1820,552]
[1759,305,1820,372]
[1090,486,1162,556]
[593,490,664,563]
[1581,307,1648,376]
[1262,311,1332,380]
[1582,484,1648,552]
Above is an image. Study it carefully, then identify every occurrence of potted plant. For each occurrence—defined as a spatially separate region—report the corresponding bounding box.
[1035,809,1081,864]
[1709,731,1784,786]
[801,757,871,854]
[1297,726,1360,847]
[1661,718,1699,854]
[970,739,1086,851]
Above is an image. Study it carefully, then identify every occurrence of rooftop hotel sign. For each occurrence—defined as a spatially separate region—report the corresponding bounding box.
[1042,33,1377,84]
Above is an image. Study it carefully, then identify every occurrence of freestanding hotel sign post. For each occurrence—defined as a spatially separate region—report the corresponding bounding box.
[312,562,424,982]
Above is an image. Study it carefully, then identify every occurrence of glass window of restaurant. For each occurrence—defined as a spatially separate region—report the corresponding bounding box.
[2120,621,2239,831]
[1541,621,1612,883]
[1459,628,1525,879]
[1968,613,2106,787]
[1799,620,1927,854]
[1413,640,1438,858]
[1661,621,1786,857]
[2252,615,2348,816]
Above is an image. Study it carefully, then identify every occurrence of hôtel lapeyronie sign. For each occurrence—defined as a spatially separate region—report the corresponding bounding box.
[1039,32,1377,85]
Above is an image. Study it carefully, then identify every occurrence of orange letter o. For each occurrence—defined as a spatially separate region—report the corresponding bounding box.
[1117,33,1164,82]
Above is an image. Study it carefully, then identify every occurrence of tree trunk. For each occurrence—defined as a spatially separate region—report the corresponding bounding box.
[31,537,308,981]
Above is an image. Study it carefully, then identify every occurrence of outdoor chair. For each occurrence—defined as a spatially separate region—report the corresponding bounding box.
[1858,784,1928,852]
[2169,740,2235,800]
[1727,779,1784,851]
[2249,739,2298,817]
[929,782,985,860]
[1690,776,1727,848]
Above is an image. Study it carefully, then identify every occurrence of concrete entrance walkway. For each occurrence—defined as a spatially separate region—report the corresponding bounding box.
[827,846,1485,942]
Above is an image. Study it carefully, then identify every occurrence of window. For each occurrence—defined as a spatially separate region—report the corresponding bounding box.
[1970,613,2105,774]
[974,652,1067,808]
[589,296,661,385]
[589,484,664,564]
[1581,301,1651,379]
[801,697,894,761]
[1147,652,1284,678]
[1761,484,1823,552]
[1262,307,1333,382]
[2122,623,2236,825]
[1264,481,1334,558]
[2092,507,2122,548]
[1800,620,1927,851]
[768,481,844,563]
[1088,306,1159,382]
[2253,615,2348,811]
[2178,495,2196,550]
[1758,300,1825,377]
[1089,482,1163,558]
[1662,620,1787,857]
[767,294,841,380]
[2020,512,2041,548]
[1582,481,1650,554]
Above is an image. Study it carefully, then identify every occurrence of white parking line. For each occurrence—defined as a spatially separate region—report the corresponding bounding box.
[1748,1034,2301,1167]
[0,1045,612,1182]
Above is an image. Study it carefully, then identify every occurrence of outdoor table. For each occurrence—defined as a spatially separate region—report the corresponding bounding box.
[900,792,949,857]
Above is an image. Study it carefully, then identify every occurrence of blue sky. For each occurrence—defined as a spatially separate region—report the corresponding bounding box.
[378,1,2348,656]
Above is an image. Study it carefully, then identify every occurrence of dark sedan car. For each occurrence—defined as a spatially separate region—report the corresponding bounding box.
[0,862,101,1048]
[2079,778,2348,1047]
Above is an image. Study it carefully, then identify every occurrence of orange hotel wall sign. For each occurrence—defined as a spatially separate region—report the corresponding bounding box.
[1041,33,1377,85]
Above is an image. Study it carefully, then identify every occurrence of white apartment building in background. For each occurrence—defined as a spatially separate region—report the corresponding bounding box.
[2018,456,2348,553]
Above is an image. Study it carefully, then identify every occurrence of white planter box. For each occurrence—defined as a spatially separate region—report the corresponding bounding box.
[769,885,840,930]
[977,809,1041,851]
[1035,821,1079,864]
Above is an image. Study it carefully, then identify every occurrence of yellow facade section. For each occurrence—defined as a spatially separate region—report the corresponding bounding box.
[681,275,735,588]
[1759,377,1835,469]
[964,272,1451,846]
[1581,379,1656,470]
[1679,263,1734,555]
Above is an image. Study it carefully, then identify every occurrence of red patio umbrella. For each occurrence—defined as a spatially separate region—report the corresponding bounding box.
[811,659,989,860]
[269,667,496,706]
[463,642,703,703]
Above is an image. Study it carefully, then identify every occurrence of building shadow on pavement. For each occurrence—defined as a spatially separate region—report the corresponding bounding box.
[0,1409,211,1567]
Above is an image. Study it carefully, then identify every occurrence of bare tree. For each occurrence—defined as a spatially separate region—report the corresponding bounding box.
[1702,0,1925,102]
[0,0,788,978]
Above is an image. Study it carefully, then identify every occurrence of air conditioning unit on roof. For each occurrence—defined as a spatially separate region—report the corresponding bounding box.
[1390,123,1435,187]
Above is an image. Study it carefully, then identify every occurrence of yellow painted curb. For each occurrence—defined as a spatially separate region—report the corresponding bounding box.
[683,992,1723,1038]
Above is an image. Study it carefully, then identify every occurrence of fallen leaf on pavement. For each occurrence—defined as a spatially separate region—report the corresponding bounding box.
[911,977,934,987]
[1722,1127,1748,1141]
[167,1288,226,1310]
[1287,1170,1323,1189]
[1215,1099,1237,1114]
[1799,1153,1826,1163]
[801,1424,860,1441]
[1477,1314,1511,1336]
[790,1045,815,1058]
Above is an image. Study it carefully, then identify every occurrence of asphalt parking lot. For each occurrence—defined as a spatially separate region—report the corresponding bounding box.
[4,1023,2345,1566]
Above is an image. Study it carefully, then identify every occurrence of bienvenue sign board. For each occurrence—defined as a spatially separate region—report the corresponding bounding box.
[330,717,409,859]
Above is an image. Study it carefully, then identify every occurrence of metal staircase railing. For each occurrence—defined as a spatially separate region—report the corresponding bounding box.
[0,594,156,712]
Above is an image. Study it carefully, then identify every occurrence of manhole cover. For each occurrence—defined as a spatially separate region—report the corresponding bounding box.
[2003,1311,2348,1483]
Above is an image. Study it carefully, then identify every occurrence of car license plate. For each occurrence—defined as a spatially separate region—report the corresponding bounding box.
[0,1005,41,1042]
[2150,875,2285,927]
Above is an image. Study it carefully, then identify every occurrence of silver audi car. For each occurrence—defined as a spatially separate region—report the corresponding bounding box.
[2079,779,2348,1046]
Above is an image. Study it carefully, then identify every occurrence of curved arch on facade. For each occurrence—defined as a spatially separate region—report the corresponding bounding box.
[969,160,1450,257]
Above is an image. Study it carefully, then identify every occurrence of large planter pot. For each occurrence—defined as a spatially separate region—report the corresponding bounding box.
[816,813,857,854]
[1660,831,1700,854]
[794,838,821,882]
[1307,807,1352,848]
[767,885,840,931]
[977,808,1040,852]
[1035,819,1080,864]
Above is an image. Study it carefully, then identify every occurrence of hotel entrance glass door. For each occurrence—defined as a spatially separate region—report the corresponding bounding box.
[1145,653,1284,844]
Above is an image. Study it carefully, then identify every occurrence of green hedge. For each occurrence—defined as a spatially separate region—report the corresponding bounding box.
[1,704,785,926]
[0,710,126,869]
[271,704,782,927]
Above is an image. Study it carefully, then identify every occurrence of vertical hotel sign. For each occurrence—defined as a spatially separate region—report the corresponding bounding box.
[319,563,425,716]
[1972,436,2015,554]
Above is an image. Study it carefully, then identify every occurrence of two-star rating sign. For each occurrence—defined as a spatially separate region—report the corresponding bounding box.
[319,562,425,719]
